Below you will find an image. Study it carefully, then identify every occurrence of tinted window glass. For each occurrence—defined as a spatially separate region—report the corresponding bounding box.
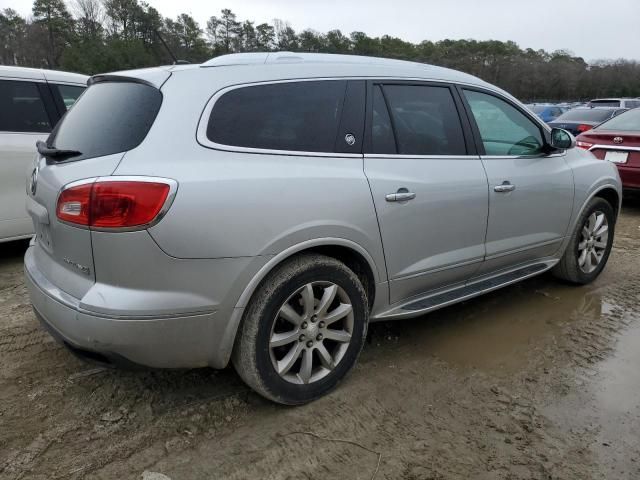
[590,100,620,108]
[556,108,616,122]
[371,85,396,154]
[382,85,466,155]
[595,108,640,131]
[50,82,162,161]
[207,81,347,152]
[464,90,543,156]
[54,84,85,110]
[0,80,51,133]
[625,101,640,109]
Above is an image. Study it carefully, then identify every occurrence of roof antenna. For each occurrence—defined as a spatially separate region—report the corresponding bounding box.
[154,30,190,65]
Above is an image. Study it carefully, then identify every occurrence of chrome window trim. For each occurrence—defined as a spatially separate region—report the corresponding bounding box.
[56,176,178,232]
[196,76,507,158]
[480,152,566,160]
[589,144,640,153]
[364,154,480,160]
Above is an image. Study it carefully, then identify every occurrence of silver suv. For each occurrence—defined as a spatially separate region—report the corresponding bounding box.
[25,53,621,404]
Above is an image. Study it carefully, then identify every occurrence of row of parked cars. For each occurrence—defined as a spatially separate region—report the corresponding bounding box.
[0,56,634,404]
[526,98,640,191]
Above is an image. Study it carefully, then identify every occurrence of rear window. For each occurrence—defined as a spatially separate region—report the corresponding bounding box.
[595,108,640,131]
[0,80,51,133]
[589,100,620,108]
[206,81,347,152]
[50,81,161,161]
[556,109,615,122]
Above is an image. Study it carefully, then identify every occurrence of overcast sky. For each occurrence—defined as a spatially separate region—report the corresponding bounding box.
[3,0,639,61]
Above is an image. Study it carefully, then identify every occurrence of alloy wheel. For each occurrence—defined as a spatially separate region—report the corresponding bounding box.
[269,281,354,385]
[577,211,609,274]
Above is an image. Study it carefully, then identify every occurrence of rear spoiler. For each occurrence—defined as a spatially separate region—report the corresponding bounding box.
[88,68,172,89]
[88,75,157,88]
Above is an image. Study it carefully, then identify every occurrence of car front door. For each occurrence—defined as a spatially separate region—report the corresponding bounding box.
[364,82,489,304]
[0,79,57,241]
[460,88,574,275]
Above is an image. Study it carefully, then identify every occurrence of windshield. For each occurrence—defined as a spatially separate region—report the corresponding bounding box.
[596,108,640,131]
[50,81,162,161]
[555,109,615,123]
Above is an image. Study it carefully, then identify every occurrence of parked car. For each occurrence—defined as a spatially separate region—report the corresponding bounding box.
[24,53,621,405]
[0,66,87,243]
[548,107,627,136]
[587,98,640,109]
[526,104,565,122]
[576,107,640,190]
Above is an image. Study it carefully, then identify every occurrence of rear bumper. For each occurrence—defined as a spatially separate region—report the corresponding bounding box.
[24,246,229,369]
[617,165,640,190]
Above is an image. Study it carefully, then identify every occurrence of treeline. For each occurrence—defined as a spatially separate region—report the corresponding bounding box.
[2,0,640,101]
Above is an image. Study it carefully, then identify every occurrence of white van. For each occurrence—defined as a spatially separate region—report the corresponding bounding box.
[0,66,87,243]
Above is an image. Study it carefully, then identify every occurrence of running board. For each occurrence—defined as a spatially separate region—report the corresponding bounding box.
[372,261,556,321]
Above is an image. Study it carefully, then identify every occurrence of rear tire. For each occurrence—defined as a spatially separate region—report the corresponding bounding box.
[553,197,615,284]
[232,254,368,405]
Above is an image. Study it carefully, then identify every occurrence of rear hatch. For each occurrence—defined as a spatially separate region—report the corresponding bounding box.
[27,75,165,299]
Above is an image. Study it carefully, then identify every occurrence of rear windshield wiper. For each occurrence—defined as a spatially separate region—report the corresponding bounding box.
[36,140,82,161]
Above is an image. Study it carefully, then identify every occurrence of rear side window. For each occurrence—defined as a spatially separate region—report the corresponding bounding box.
[50,81,161,161]
[54,84,85,110]
[0,80,51,133]
[380,84,467,155]
[207,81,347,152]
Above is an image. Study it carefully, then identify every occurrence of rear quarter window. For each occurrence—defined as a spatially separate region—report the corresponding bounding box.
[49,81,162,161]
[206,80,347,152]
[54,84,85,110]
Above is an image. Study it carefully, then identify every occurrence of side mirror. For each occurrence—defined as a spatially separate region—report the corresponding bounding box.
[550,128,576,150]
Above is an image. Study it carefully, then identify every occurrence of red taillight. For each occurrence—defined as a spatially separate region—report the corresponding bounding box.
[576,141,594,150]
[57,180,171,229]
[577,124,593,133]
[57,183,92,225]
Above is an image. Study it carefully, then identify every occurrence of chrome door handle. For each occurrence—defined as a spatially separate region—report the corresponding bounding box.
[386,191,416,202]
[494,182,516,193]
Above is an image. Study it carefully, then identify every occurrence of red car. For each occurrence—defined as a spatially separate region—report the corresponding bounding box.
[576,108,640,190]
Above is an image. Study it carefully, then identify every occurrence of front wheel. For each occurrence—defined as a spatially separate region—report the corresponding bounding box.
[553,197,615,284]
[232,254,368,405]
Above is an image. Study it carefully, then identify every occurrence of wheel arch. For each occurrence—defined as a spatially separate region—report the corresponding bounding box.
[237,238,380,310]
[214,238,381,369]
[593,187,621,219]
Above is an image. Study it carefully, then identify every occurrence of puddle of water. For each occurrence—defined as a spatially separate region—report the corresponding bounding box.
[369,276,605,374]
[589,318,640,477]
[540,303,640,478]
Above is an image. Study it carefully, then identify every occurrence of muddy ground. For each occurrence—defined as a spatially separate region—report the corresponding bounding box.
[1,197,639,480]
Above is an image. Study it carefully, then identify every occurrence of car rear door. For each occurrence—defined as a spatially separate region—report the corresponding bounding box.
[0,78,58,241]
[460,88,574,275]
[364,81,489,304]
